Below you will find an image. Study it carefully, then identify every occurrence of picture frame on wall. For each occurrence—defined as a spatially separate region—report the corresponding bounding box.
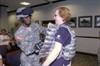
[68,17,77,28]
[42,20,55,27]
[94,15,100,28]
[78,16,92,27]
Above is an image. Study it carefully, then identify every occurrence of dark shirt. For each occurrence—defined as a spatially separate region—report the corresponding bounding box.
[55,27,71,46]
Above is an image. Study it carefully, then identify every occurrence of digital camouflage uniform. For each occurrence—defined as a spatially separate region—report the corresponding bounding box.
[15,23,46,66]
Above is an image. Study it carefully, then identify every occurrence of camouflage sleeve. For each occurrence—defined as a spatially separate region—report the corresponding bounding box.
[36,24,46,35]
[15,31,35,55]
[14,31,21,47]
[20,40,35,55]
[24,34,34,42]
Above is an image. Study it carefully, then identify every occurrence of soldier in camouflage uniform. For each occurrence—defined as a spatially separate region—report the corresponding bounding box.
[15,7,46,66]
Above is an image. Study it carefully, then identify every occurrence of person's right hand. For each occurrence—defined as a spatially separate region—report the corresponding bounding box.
[40,57,47,64]
[15,36,23,40]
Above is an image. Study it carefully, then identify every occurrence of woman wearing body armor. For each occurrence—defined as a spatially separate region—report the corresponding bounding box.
[42,7,76,66]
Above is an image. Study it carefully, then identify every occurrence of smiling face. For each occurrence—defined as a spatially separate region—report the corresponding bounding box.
[54,7,71,25]
[22,16,32,27]
[1,29,7,35]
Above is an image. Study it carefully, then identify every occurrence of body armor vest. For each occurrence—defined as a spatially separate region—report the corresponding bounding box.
[39,22,76,60]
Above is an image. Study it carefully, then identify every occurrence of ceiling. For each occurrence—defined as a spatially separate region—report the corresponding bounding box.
[0,0,66,12]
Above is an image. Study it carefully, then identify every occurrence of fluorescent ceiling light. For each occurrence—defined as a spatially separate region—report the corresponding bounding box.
[20,2,31,5]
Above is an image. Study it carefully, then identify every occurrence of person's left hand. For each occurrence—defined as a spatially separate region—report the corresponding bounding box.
[15,36,23,40]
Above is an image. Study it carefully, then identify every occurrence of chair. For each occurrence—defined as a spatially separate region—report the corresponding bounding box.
[0,45,7,58]
[6,50,21,66]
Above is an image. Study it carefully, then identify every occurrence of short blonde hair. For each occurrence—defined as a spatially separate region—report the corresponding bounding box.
[56,7,71,21]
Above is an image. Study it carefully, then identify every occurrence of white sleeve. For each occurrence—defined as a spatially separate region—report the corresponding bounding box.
[42,42,62,66]
[0,36,3,45]
[0,55,2,59]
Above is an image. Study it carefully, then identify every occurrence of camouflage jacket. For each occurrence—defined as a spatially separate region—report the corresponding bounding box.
[15,23,46,55]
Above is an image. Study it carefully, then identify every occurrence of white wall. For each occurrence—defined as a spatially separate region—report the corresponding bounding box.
[8,0,100,54]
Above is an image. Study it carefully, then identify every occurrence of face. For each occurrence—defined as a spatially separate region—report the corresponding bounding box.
[22,16,31,27]
[54,10,64,25]
[1,30,6,35]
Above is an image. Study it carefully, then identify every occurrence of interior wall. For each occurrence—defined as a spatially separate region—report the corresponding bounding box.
[8,0,100,54]
[0,6,8,31]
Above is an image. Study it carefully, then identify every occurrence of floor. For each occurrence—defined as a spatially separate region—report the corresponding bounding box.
[72,53,98,66]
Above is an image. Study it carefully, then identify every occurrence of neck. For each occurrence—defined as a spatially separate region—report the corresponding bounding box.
[23,22,31,27]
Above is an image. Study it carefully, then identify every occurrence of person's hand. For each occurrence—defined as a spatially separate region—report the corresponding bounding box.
[15,36,23,40]
[40,57,47,63]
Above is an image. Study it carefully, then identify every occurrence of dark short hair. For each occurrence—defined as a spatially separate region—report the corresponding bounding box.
[1,29,6,32]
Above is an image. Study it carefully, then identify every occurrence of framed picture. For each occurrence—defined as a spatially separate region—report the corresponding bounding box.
[94,15,100,28]
[68,17,77,28]
[78,16,92,27]
[42,20,55,27]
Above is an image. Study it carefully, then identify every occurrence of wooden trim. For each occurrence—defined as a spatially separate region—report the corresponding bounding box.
[0,5,8,7]
[76,36,100,39]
